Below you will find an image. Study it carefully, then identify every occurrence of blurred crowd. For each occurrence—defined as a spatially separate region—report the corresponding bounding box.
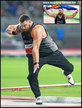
[1,1,42,17]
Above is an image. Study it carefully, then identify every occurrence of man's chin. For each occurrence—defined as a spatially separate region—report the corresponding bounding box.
[59,13,63,15]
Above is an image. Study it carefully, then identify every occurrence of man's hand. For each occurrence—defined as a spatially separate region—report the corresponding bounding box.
[33,64,39,73]
[43,5,46,10]
[6,25,17,35]
[76,9,79,13]
[6,24,21,35]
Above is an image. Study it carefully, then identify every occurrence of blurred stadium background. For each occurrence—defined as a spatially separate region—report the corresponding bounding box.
[1,1,81,57]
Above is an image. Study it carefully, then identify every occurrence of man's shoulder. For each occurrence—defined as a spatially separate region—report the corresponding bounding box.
[32,25,45,34]
[33,23,45,30]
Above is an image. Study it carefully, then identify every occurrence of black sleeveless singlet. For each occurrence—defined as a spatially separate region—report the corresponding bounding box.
[20,23,58,57]
[55,14,66,24]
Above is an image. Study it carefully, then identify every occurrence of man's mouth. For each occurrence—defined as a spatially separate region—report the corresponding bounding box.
[59,13,62,15]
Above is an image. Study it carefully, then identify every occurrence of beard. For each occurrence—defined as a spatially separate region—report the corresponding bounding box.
[58,12,63,15]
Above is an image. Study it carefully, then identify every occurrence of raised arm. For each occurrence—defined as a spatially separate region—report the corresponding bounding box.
[31,25,43,73]
[43,6,57,18]
[6,24,22,35]
[65,9,79,19]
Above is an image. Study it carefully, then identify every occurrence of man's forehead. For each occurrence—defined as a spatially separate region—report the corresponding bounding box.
[58,8,63,10]
[21,20,27,24]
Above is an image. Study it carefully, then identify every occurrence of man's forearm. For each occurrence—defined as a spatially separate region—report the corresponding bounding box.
[44,7,56,18]
[71,11,78,18]
[44,7,53,17]
[32,48,39,64]
[44,8,50,16]
[32,48,39,73]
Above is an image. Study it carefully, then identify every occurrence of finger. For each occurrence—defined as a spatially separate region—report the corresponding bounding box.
[33,66,39,73]
[38,65,39,68]
[33,68,37,73]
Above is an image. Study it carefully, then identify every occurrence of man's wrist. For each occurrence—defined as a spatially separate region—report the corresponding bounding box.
[75,11,78,13]
[12,31,17,35]
[34,62,39,65]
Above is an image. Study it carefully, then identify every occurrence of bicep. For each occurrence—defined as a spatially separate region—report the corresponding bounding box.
[49,13,57,18]
[65,15,73,19]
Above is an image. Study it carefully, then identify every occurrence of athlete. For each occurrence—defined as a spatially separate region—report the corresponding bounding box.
[43,6,79,24]
[6,14,74,104]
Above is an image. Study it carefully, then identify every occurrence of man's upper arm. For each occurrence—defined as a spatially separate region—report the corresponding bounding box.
[31,26,43,49]
[65,14,73,19]
[48,13,57,18]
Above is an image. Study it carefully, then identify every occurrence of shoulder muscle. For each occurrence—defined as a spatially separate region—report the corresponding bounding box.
[31,25,43,39]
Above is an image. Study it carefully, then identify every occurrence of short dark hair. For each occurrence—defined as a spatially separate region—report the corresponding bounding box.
[19,14,30,23]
